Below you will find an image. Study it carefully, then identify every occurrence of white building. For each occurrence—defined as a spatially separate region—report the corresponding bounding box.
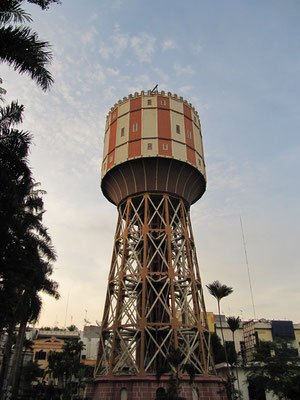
[80,325,100,366]
[214,315,300,400]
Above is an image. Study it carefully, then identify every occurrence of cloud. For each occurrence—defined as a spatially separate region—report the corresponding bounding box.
[178,85,193,94]
[107,67,120,76]
[90,12,98,21]
[93,65,106,84]
[80,27,96,45]
[103,85,117,101]
[113,25,129,54]
[162,39,179,52]
[152,67,169,83]
[97,26,156,64]
[190,96,210,113]
[190,43,203,55]
[130,33,156,63]
[98,41,112,60]
[99,24,129,60]
[174,63,195,75]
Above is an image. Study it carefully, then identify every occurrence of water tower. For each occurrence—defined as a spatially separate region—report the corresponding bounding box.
[90,91,227,400]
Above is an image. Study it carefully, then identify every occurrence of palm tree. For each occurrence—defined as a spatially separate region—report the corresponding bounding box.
[226,316,241,394]
[0,101,59,397]
[0,0,61,92]
[206,280,233,347]
[0,101,33,333]
[0,103,32,398]
[0,25,53,91]
[206,281,234,399]
[226,316,241,345]
[1,186,59,399]
[9,280,59,398]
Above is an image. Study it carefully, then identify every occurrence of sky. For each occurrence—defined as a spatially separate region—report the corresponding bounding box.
[2,0,300,329]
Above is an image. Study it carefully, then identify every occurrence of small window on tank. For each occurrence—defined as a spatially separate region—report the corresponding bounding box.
[187,130,191,139]
[198,159,201,166]
[161,99,166,106]
[147,143,152,150]
[133,122,138,132]
[109,155,113,162]
[121,127,125,137]
[113,112,116,119]
[163,143,168,151]
[176,125,180,134]
[147,99,152,105]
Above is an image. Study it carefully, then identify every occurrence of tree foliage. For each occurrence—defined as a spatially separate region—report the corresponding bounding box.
[27,0,61,9]
[22,360,43,384]
[155,347,202,400]
[0,0,61,91]
[247,339,300,400]
[0,101,58,331]
[226,316,241,366]
[206,281,233,369]
[47,340,86,400]
[206,281,233,304]
[0,101,59,398]
[226,316,241,336]
[210,332,226,364]
[67,324,78,332]
[0,100,32,330]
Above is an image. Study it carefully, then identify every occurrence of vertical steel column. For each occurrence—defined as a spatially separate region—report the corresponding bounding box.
[164,194,178,349]
[139,193,148,375]
[95,193,213,378]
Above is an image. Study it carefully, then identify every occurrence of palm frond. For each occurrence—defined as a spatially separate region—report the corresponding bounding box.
[28,292,42,322]
[0,78,7,102]
[27,0,62,10]
[0,25,53,91]
[206,280,233,301]
[226,316,241,333]
[28,232,57,262]
[0,1,32,25]
[0,130,31,170]
[0,100,24,129]
[42,277,59,299]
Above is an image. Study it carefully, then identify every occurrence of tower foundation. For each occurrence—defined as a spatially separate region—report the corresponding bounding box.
[87,376,227,400]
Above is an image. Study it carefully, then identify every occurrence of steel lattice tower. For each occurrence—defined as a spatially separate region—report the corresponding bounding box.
[90,91,226,400]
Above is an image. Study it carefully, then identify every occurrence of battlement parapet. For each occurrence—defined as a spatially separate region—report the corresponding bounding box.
[107,90,199,121]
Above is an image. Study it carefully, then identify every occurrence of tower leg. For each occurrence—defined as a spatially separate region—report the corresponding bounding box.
[95,193,215,378]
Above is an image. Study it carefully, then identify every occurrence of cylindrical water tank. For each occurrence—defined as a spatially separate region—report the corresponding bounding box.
[101,90,206,205]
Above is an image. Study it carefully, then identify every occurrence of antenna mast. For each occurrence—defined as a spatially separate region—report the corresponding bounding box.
[240,216,256,319]
[64,292,70,328]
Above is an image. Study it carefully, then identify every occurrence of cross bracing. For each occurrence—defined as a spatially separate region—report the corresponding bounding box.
[95,193,215,378]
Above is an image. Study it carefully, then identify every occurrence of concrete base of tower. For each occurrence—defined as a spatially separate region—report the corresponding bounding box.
[86,375,228,400]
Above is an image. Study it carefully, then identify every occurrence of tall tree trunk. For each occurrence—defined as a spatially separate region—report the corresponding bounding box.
[217,300,229,364]
[232,330,241,395]
[217,300,232,399]
[0,323,15,400]
[8,316,27,399]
